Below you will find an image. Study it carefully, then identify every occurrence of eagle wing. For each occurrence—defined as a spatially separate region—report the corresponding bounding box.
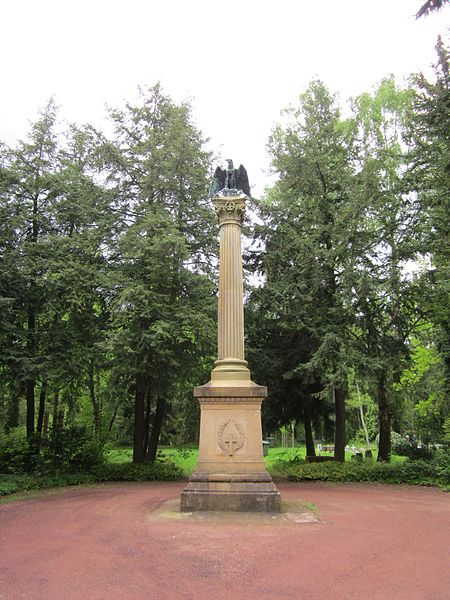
[208,166,226,197]
[236,164,251,197]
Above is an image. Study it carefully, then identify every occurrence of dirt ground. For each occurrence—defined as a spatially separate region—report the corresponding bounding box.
[1,481,449,600]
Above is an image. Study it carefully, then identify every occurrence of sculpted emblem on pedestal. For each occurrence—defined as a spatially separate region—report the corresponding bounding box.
[217,419,245,456]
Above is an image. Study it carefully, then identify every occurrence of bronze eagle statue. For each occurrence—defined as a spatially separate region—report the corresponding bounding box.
[208,159,251,198]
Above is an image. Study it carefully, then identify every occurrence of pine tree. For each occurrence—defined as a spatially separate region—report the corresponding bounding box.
[99,85,217,462]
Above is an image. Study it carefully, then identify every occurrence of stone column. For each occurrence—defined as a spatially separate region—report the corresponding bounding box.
[212,194,250,381]
[180,193,280,512]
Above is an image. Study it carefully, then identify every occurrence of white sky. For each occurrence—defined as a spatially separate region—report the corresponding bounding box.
[1,0,449,195]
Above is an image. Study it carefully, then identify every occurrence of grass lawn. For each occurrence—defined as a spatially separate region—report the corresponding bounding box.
[106,444,399,477]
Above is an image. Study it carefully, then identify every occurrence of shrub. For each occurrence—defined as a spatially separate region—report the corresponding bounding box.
[91,461,183,482]
[0,429,39,473]
[390,431,406,454]
[442,418,450,445]
[0,473,95,497]
[42,425,106,472]
[391,434,435,460]
[0,478,20,496]
[0,460,183,498]
[283,449,450,489]
[0,426,106,475]
[405,446,435,460]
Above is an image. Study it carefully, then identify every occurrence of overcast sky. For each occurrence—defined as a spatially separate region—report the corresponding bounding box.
[1,0,448,195]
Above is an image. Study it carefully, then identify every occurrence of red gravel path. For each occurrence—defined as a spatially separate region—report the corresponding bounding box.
[1,482,449,600]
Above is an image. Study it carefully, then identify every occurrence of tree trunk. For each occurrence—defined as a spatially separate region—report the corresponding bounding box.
[146,397,166,463]
[356,383,370,449]
[25,191,39,439]
[88,360,101,436]
[52,389,60,433]
[26,380,35,438]
[323,416,333,443]
[36,381,48,435]
[304,404,316,457]
[133,373,147,463]
[25,306,36,438]
[57,408,65,435]
[143,390,152,458]
[334,385,346,462]
[6,389,20,430]
[96,369,103,428]
[43,411,49,437]
[377,370,391,462]
[359,405,370,450]
[108,404,118,433]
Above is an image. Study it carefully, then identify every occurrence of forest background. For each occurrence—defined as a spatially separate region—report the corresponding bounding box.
[0,5,449,486]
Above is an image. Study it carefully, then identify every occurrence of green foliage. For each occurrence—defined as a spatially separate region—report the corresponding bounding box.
[0,426,105,474]
[388,431,435,460]
[90,461,182,482]
[0,479,21,496]
[443,418,450,444]
[0,473,96,496]
[1,47,450,470]
[395,341,440,390]
[393,334,447,443]
[284,449,450,488]
[414,393,445,442]
[0,428,38,473]
[98,85,216,461]
[0,461,182,498]
[391,437,435,460]
[0,85,216,465]
[43,425,106,472]
[249,80,357,459]
[407,38,450,401]
[347,375,378,444]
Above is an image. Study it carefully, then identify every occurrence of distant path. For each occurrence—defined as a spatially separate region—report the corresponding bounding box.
[1,481,449,599]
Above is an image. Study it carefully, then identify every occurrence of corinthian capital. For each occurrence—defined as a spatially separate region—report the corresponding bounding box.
[213,194,246,226]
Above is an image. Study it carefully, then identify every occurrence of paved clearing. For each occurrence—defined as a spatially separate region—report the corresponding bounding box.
[1,481,449,599]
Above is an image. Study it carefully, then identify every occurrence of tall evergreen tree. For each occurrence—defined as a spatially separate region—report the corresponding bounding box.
[253,81,359,461]
[0,104,114,444]
[407,38,450,393]
[345,78,420,460]
[99,85,216,462]
[0,100,62,438]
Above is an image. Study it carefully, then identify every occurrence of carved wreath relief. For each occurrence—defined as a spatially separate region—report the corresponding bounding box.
[217,419,245,456]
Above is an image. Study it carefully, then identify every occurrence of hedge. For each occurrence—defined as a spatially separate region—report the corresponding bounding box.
[0,461,183,497]
[284,451,450,489]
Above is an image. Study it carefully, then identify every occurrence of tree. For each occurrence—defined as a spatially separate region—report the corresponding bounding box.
[252,80,360,461]
[0,100,63,438]
[0,102,115,454]
[246,293,326,456]
[407,38,450,395]
[416,0,448,19]
[348,78,424,461]
[393,333,446,442]
[346,370,379,449]
[99,85,217,463]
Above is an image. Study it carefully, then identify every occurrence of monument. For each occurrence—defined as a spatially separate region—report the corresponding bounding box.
[180,160,281,512]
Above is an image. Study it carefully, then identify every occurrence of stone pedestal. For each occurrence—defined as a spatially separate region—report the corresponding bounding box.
[180,192,280,512]
[180,379,280,511]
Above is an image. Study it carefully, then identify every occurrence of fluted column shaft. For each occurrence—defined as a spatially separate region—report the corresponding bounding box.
[217,221,244,360]
[211,194,249,381]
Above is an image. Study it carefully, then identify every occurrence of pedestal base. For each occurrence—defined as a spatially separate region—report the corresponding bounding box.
[180,377,281,513]
[180,473,281,512]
